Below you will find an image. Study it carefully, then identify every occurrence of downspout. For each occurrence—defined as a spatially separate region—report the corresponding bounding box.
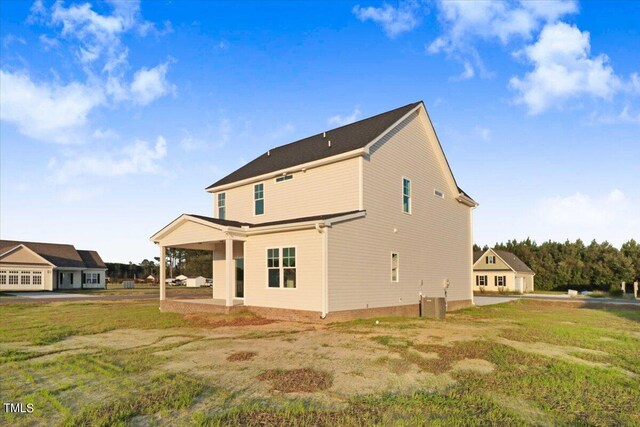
[316,223,329,319]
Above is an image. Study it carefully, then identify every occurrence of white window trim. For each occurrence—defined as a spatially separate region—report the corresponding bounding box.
[275,174,293,183]
[487,256,496,264]
[478,275,486,286]
[496,276,506,287]
[217,192,226,219]
[254,183,265,216]
[402,177,412,215]
[265,246,297,289]
[391,252,399,283]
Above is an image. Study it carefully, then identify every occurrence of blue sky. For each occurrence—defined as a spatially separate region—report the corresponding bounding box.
[1,0,639,263]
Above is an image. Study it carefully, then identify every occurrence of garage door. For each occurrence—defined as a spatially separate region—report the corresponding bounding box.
[0,269,43,287]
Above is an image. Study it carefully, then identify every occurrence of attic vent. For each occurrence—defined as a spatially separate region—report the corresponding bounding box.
[267,150,271,156]
[323,131,326,138]
[328,140,331,147]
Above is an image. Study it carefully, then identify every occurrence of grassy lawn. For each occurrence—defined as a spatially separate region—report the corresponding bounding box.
[53,283,214,296]
[1,300,638,426]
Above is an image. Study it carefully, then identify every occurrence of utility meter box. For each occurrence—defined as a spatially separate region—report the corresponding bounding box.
[421,296,446,320]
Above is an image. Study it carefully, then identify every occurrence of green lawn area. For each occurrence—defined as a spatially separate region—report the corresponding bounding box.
[1,299,638,426]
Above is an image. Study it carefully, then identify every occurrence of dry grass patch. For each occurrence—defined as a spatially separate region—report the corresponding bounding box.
[257,368,333,393]
[227,351,257,362]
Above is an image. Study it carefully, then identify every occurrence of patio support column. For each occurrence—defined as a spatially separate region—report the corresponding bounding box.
[159,245,166,301]
[225,238,233,306]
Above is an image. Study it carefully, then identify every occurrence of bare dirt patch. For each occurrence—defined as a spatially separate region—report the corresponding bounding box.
[450,358,495,374]
[257,368,333,393]
[227,351,257,362]
[183,313,274,328]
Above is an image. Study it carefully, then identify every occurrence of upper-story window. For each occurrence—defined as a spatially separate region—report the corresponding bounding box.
[402,178,411,214]
[254,183,264,215]
[275,174,293,183]
[217,193,226,220]
[486,255,496,264]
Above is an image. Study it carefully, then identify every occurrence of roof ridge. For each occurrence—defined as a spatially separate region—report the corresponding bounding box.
[206,101,423,189]
[268,101,422,152]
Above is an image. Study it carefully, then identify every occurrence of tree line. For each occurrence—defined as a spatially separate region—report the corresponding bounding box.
[475,239,640,291]
[106,248,213,281]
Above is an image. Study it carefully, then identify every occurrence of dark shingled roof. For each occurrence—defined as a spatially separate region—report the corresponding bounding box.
[0,240,106,269]
[474,249,534,274]
[207,102,422,189]
[189,210,364,228]
[77,250,107,269]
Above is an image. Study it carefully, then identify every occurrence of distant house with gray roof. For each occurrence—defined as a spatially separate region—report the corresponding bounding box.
[0,240,107,291]
[473,248,535,293]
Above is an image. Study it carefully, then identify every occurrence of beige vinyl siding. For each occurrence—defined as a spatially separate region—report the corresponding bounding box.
[473,272,515,292]
[328,110,473,312]
[0,265,53,291]
[243,229,323,311]
[212,157,360,223]
[0,246,50,265]
[474,252,511,271]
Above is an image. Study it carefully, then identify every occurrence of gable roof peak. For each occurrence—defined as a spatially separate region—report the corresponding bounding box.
[206,101,423,190]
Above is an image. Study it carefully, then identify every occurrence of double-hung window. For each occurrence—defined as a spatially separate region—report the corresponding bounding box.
[391,253,399,282]
[477,275,487,286]
[218,193,226,220]
[402,178,411,214]
[486,255,495,264]
[267,247,296,288]
[495,276,506,287]
[254,183,264,215]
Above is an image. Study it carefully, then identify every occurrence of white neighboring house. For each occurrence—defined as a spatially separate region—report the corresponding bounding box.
[0,240,107,291]
[186,276,206,287]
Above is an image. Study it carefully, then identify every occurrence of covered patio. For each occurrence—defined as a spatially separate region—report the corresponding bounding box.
[150,214,248,307]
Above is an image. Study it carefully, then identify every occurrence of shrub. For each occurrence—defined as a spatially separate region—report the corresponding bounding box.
[608,284,624,298]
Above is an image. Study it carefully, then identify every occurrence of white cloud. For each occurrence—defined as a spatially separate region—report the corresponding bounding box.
[427,0,578,78]
[530,189,640,246]
[353,1,421,38]
[509,22,622,114]
[51,135,168,183]
[1,1,175,143]
[0,69,104,143]
[536,189,628,228]
[328,107,362,126]
[130,61,176,105]
[39,34,60,50]
[475,126,491,141]
[179,118,231,152]
[2,34,27,48]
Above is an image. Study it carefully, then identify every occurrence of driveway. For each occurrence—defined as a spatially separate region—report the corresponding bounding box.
[0,292,208,304]
[475,294,640,307]
[474,296,519,306]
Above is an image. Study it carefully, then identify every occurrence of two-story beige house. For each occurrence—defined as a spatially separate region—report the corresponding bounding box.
[151,101,478,320]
